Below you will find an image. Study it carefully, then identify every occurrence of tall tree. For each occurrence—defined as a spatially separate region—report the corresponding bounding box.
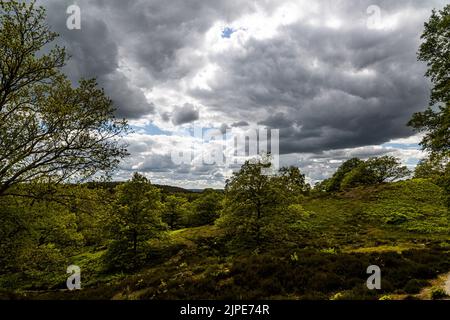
[408,5,450,156]
[0,1,129,197]
[326,158,363,192]
[218,157,299,248]
[278,166,311,194]
[105,173,165,270]
[190,189,223,226]
[162,194,190,229]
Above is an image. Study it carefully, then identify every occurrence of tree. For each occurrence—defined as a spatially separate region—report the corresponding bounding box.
[364,156,411,183]
[313,178,331,193]
[326,158,363,192]
[414,154,450,207]
[444,164,450,208]
[189,189,223,226]
[0,187,84,286]
[414,154,448,182]
[278,166,310,194]
[408,5,450,207]
[218,157,299,248]
[105,173,165,270]
[340,156,410,189]
[408,5,450,156]
[0,1,129,197]
[162,194,190,229]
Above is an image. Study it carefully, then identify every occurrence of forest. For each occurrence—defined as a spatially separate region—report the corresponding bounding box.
[0,1,449,300]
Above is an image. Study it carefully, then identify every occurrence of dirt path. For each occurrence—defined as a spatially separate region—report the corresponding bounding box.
[445,273,450,296]
[416,271,450,300]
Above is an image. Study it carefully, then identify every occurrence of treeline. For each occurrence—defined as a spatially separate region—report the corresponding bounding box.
[314,154,449,204]
[315,156,410,192]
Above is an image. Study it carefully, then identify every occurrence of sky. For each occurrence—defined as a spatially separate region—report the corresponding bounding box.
[37,0,446,188]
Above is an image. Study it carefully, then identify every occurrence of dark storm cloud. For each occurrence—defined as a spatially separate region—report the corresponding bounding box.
[259,113,295,128]
[191,0,444,154]
[231,121,249,127]
[139,154,177,172]
[40,0,154,119]
[172,103,199,125]
[219,123,230,134]
[38,0,262,119]
[160,112,171,122]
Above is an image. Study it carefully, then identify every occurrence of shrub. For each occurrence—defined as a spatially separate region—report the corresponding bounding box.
[404,279,428,294]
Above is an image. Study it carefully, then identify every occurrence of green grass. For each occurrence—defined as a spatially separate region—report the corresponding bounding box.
[302,179,449,250]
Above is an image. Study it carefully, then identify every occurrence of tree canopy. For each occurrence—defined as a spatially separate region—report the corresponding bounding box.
[408,4,450,156]
[105,173,165,270]
[218,157,309,248]
[0,1,129,197]
[326,158,364,192]
[318,156,410,192]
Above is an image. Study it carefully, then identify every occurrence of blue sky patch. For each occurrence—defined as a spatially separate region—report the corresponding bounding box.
[133,123,171,136]
[382,142,420,149]
[221,27,236,38]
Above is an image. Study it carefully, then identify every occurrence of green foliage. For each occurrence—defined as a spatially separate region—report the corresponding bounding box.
[127,248,448,300]
[162,194,190,229]
[71,187,111,246]
[104,173,166,271]
[408,5,450,155]
[414,154,448,182]
[340,156,410,190]
[0,0,129,196]
[361,179,449,233]
[1,177,449,300]
[321,156,410,192]
[188,189,223,226]
[444,165,450,208]
[278,166,311,194]
[218,157,303,248]
[404,279,428,294]
[313,179,331,193]
[326,158,363,192]
[0,186,89,289]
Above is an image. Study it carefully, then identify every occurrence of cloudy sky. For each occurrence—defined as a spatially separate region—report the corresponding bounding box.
[38,0,445,188]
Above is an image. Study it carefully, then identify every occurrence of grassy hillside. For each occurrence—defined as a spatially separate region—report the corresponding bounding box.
[301,179,449,250]
[3,179,448,300]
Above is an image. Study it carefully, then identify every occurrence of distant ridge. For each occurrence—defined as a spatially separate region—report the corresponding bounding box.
[84,181,225,194]
[85,181,197,193]
[153,184,195,193]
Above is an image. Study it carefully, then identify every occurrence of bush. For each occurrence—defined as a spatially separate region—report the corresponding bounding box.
[404,279,428,294]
